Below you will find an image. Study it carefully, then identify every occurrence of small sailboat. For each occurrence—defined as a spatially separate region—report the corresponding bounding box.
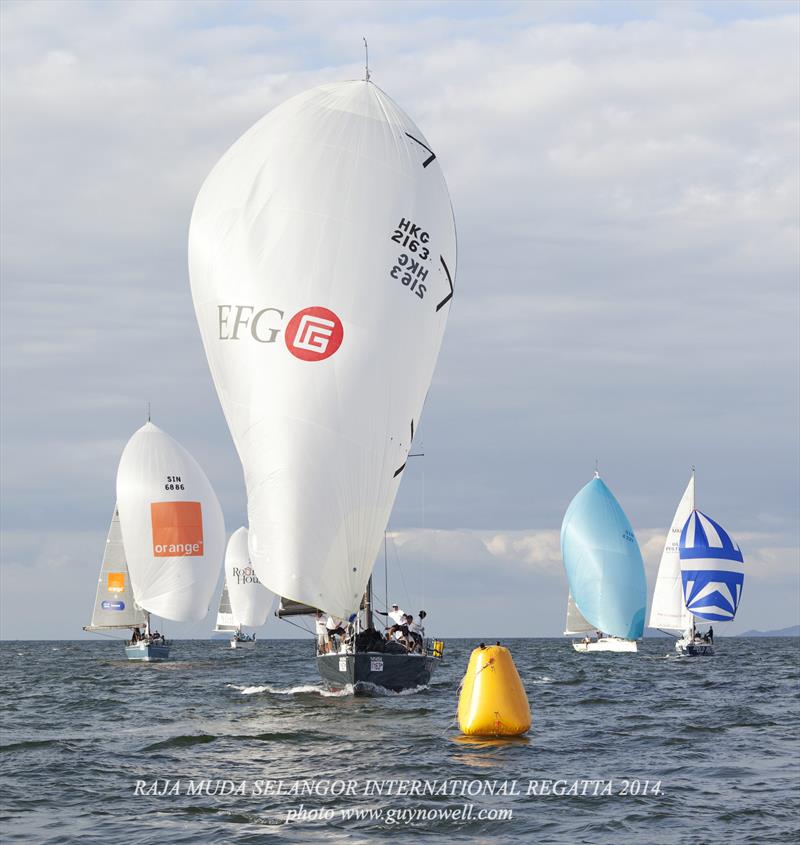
[213,527,271,649]
[677,500,744,656]
[561,472,647,652]
[116,421,226,661]
[213,581,238,641]
[83,505,148,648]
[650,471,745,655]
[189,61,455,692]
[650,470,706,654]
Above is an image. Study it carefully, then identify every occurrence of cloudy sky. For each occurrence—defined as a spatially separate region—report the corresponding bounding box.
[1,0,798,639]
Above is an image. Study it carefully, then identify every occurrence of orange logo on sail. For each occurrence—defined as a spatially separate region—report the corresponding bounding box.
[151,501,204,557]
[107,572,125,592]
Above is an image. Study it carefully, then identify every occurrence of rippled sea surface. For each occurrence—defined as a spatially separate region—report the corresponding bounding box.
[1,637,798,844]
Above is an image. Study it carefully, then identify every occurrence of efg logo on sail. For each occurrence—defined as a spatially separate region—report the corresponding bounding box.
[150,501,205,557]
[216,304,344,362]
[284,306,343,361]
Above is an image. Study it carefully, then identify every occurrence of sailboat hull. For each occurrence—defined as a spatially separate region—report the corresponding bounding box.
[571,637,637,653]
[230,638,256,650]
[675,638,715,656]
[124,642,170,662]
[317,651,440,694]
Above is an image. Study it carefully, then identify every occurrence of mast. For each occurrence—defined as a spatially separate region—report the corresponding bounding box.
[691,465,696,639]
[383,532,388,621]
[365,575,374,631]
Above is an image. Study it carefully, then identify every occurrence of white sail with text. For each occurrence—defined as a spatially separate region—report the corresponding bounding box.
[85,505,147,631]
[116,422,225,622]
[188,80,456,618]
[225,527,272,628]
[649,474,695,633]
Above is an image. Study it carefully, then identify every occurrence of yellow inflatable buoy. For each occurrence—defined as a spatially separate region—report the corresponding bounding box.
[457,643,531,736]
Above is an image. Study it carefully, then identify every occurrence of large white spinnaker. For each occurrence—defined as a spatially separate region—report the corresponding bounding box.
[649,473,695,633]
[116,422,225,622]
[189,80,457,618]
[225,527,271,627]
[85,505,147,631]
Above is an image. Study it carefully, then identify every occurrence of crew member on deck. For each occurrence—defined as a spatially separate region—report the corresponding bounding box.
[326,615,346,651]
[409,611,426,652]
[315,611,330,654]
[376,604,406,627]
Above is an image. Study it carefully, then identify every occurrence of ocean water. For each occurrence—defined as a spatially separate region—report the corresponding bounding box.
[1,637,798,844]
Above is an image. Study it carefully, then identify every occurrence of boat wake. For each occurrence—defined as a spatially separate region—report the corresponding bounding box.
[226,683,352,698]
[354,682,430,697]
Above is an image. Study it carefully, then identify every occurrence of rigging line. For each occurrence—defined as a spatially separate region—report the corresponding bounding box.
[421,458,426,612]
[391,533,413,611]
[84,630,131,641]
[384,530,388,625]
[281,616,314,636]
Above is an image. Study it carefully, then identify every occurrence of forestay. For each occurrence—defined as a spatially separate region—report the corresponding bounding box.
[116,422,225,622]
[679,510,744,622]
[85,505,147,630]
[225,527,272,628]
[189,80,457,617]
[649,474,695,632]
[560,475,647,640]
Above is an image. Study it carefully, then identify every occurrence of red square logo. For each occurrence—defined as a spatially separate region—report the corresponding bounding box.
[151,501,204,557]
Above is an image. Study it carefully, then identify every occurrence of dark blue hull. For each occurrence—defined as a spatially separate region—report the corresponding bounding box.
[317,651,439,694]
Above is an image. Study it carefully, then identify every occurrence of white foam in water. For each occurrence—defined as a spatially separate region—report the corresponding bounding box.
[357,682,430,697]
[226,683,353,697]
[534,676,555,684]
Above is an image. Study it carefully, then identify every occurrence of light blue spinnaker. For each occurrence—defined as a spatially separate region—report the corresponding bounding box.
[561,475,647,640]
[679,510,744,622]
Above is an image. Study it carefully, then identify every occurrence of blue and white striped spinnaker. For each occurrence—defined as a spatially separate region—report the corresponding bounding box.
[679,510,744,622]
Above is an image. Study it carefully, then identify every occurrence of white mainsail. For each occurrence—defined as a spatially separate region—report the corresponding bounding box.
[649,473,695,632]
[564,592,595,636]
[225,527,271,628]
[85,505,147,630]
[116,422,225,622]
[189,80,457,617]
[214,582,237,632]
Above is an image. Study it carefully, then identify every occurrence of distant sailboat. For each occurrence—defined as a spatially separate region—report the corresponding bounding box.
[561,472,647,653]
[678,501,744,655]
[214,527,271,649]
[650,471,706,653]
[83,505,147,644]
[189,69,455,691]
[213,581,237,639]
[650,471,744,655]
[116,421,226,661]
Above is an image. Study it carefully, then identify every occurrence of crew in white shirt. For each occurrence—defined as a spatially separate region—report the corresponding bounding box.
[315,611,330,654]
[375,603,406,635]
[409,611,427,652]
